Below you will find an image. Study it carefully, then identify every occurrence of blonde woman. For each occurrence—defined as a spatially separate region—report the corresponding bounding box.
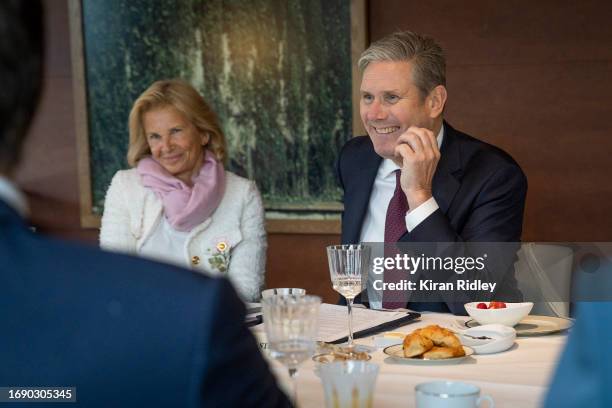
[100,79,266,301]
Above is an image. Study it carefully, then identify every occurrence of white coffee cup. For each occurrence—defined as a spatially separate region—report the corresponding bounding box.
[415,381,494,408]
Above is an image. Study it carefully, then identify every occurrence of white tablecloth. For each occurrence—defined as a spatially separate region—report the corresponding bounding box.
[255,312,568,407]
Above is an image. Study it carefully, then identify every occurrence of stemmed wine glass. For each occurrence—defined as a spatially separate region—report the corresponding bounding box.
[262,294,321,404]
[327,244,371,354]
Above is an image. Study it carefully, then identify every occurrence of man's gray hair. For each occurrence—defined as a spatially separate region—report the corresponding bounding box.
[358,31,446,99]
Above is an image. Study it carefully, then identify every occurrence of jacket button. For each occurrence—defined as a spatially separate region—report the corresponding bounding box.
[191,256,200,265]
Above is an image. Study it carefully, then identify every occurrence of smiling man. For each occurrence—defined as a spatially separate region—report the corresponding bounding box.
[337,31,527,313]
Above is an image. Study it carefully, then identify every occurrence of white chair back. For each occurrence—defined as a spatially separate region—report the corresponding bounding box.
[515,243,573,317]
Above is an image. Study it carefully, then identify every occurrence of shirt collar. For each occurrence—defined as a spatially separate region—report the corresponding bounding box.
[380,125,445,179]
[0,175,29,217]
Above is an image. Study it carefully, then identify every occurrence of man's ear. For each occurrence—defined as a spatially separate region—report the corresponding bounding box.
[427,85,447,118]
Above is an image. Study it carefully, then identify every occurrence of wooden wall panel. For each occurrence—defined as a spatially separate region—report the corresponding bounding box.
[267,235,340,303]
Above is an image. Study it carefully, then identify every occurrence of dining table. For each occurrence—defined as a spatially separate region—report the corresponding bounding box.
[252,310,569,407]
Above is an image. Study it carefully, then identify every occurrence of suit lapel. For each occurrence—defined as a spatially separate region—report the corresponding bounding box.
[432,122,462,215]
[342,139,382,244]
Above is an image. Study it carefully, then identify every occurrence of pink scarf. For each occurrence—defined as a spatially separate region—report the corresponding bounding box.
[137,151,226,232]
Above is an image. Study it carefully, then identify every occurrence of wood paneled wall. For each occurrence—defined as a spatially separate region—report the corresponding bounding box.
[13,1,612,304]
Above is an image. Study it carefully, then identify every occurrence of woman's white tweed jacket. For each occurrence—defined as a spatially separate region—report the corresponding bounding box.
[99,169,266,302]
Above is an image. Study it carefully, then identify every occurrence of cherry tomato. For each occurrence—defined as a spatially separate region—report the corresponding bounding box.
[476,302,488,309]
[489,301,507,309]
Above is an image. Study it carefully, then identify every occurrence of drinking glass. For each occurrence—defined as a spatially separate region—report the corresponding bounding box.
[262,294,321,404]
[319,361,380,408]
[327,244,370,353]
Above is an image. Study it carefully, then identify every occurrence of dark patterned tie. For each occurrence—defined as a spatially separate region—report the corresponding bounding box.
[384,170,409,243]
[382,169,409,309]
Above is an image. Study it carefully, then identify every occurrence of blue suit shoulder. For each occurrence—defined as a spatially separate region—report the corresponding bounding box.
[1,217,292,408]
[448,127,525,178]
[340,134,372,153]
[337,135,374,167]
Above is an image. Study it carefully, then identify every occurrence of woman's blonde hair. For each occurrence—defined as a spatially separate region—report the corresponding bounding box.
[127,79,227,167]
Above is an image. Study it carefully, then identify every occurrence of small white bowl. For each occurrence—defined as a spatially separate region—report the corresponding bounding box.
[464,302,533,327]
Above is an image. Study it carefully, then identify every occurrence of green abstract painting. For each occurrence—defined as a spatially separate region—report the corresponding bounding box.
[80,0,352,220]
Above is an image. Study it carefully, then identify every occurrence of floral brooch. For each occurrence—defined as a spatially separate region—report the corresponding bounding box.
[208,239,230,273]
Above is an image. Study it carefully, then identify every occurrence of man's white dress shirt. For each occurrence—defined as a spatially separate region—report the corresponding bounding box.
[0,176,28,217]
[359,126,444,309]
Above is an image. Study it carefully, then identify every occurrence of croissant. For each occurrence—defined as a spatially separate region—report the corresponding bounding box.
[402,325,465,359]
[416,325,463,348]
[403,332,434,357]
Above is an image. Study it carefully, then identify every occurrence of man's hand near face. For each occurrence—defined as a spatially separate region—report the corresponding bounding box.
[393,126,441,209]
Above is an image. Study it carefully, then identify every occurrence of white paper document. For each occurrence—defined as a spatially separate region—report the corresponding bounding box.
[317,303,413,343]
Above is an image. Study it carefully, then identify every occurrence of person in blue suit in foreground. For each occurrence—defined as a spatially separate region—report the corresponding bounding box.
[0,1,290,407]
[544,300,612,408]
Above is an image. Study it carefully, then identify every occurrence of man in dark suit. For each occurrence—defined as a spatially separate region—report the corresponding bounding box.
[339,31,527,314]
[0,2,290,407]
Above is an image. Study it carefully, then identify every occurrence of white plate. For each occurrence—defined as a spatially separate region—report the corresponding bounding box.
[465,315,573,336]
[383,344,474,365]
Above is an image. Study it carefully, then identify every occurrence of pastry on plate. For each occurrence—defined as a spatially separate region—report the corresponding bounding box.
[403,332,434,358]
[416,325,462,348]
[402,325,465,359]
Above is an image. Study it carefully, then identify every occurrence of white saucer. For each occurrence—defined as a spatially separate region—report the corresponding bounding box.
[465,315,573,336]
